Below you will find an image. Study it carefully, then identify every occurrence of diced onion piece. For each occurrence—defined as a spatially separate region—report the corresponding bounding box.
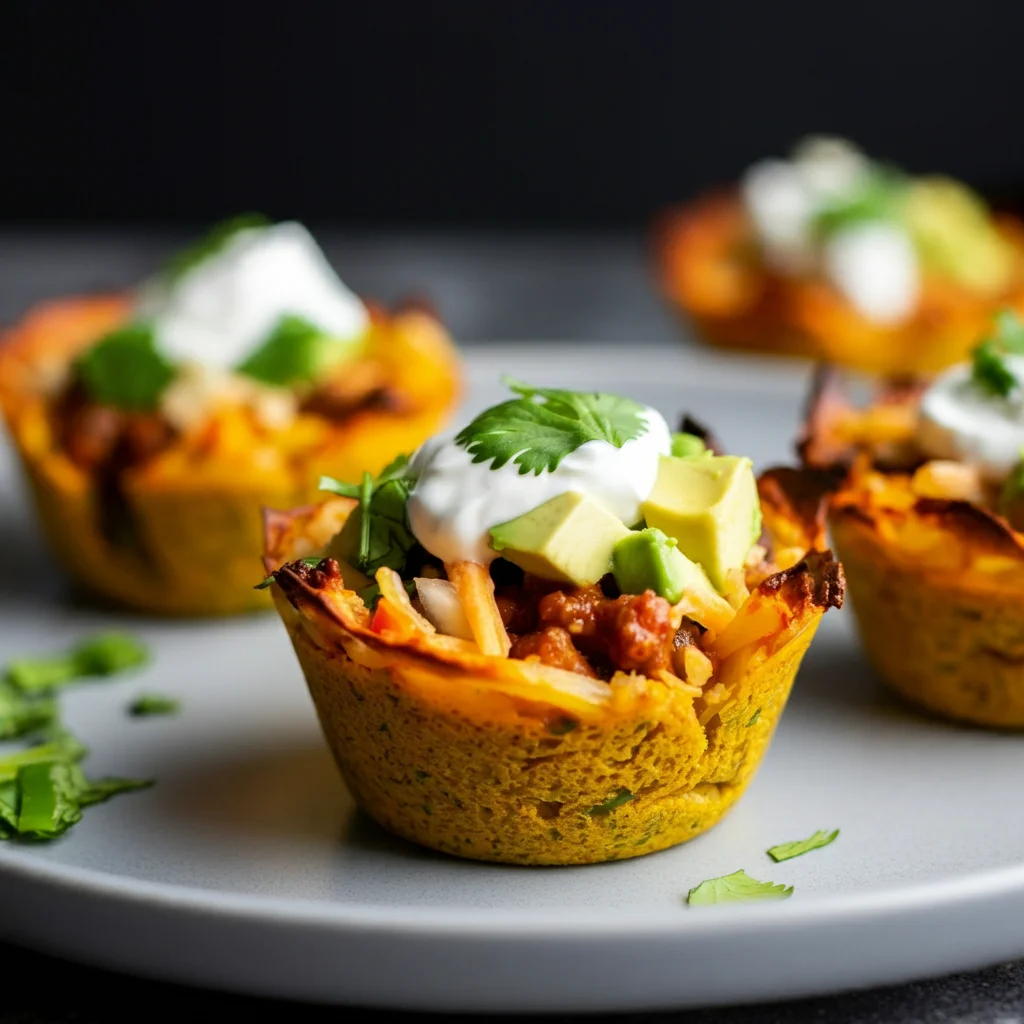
[414,577,475,641]
[376,568,435,635]
[445,561,511,657]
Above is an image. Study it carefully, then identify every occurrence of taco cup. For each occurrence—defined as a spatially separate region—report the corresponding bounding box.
[801,315,1024,727]
[654,137,1024,376]
[262,381,843,865]
[0,218,461,616]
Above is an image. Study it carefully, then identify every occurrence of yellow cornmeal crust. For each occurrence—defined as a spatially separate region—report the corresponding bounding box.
[653,192,1024,376]
[0,295,461,616]
[264,483,842,866]
[831,474,1024,729]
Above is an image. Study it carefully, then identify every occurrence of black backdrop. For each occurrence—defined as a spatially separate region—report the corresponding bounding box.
[4,1,1024,228]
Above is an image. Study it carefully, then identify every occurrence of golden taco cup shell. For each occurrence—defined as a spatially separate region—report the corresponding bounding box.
[831,488,1024,729]
[0,296,461,616]
[263,483,843,866]
[653,192,1024,376]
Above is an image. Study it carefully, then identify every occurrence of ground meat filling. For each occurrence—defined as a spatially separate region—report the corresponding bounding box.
[506,581,677,680]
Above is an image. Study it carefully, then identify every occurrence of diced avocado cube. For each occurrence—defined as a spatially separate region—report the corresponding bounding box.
[611,528,717,604]
[641,454,761,592]
[489,492,632,586]
[237,314,364,387]
[670,432,710,459]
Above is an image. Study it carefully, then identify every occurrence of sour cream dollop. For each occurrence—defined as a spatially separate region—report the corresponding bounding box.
[136,221,369,370]
[407,408,672,565]
[739,137,920,324]
[917,357,1024,479]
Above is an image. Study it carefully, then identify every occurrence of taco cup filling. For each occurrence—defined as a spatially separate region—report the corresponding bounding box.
[263,380,843,864]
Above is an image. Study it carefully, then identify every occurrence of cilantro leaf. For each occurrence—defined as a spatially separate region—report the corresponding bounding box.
[0,683,56,740]
[77,776,154,807]
[6,632,149,694]
[767,828,840,863]
[74,322,177,411]
[236,314,362,387]
[687,869,793,905]
[128,694,180,717]
[455,377,648,475]
[164,213,270,282]
[15,761,83,840]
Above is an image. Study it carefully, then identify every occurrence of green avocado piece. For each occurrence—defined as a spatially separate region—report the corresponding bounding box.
[670,432,710,459]
[236,313,365,387]
[641,454,761,592]
[611,527,718,604]
[489,492,632,586]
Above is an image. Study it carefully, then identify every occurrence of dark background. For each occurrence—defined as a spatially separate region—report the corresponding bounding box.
[4,1,1024,229]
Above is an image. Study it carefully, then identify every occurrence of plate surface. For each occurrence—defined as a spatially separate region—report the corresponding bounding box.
[1,343,1023,1013]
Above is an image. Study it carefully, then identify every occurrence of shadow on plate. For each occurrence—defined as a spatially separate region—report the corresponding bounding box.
[150,738,457,863]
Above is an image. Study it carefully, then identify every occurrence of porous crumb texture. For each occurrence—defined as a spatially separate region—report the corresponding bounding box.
[834,515,1024,728]
[281,603,820,866]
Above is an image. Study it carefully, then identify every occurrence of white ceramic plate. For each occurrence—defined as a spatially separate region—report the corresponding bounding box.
[1,343,1023,1013]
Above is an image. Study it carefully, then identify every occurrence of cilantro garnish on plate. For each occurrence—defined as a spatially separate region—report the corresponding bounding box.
[6,633,149,694]
[971,309,1024,397]
[454,377,648,475]
[686,869,794,905]
[128,694,181,717]
[767,828,839,863]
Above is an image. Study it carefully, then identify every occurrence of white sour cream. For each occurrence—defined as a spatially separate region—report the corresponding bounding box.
[136,221,369,370]
[738,137,918,323]
[917,358,1024,479]
[407,407,672,565]
[823,222,919,324]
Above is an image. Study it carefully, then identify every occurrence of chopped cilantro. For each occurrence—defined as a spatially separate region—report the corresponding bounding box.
[587,788,634,816]
[6,632,149,694]
[77,776,154,807]
[320,455,418,575]
[455,377,648,475]
[128,694,180,717]
[0,684,56,740]
[547,716,579,736]
[164,213,270,281]
[74,322,177,411]
[15,761,83,840]
[236,314,362,387]
[767,828,839,862]
[746,708,761,727]
[686,869,794,905]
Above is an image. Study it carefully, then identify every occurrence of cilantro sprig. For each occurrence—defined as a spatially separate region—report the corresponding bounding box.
[455,377,648,475]
[767,828,840,863]
[5,633,149,694]
[686,869,794,906]
[236,314,362,387]
[971,309,1024,397]
[320,454,418,574]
